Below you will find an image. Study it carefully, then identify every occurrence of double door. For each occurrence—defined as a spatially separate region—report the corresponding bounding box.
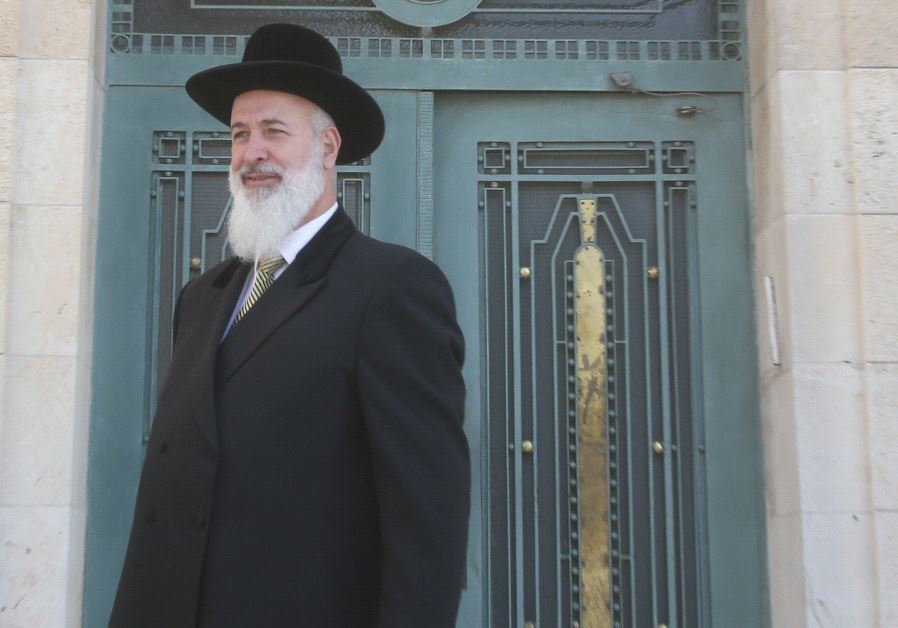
[87,88,764,627]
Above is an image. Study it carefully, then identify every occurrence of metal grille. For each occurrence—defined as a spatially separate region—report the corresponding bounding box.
[481,141,706,627]
[110,0,741,61]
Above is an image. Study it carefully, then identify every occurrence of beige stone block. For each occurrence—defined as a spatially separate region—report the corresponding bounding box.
[754,217,792,374]
[793,363,869,512]
[868,364,898,510]
[860,216,898,361]
[0,58,16,203]
[0,202,9,354]
[0,0,20,57]
[90,0,108,87]
[8,206,81,356]
[749,77,785,236]
[847,0,898,67]
[775,0,845,70]
[64,506,85,626]
[766,512,807,628]
[0,356,77,506]
[12,59,88,206]
[17,0,92,60]
[802,512,877,627]
[875,511,898,626]
[0,506,70,627]
[849,69,898,215]
[785,214,860,363]
[760,366,800,517]
[747,0,778,96]
[779,71,853,216]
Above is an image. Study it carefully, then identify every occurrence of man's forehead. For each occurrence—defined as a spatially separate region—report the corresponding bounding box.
[230,90,316,122]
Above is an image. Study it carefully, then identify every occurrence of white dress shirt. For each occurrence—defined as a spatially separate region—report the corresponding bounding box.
[222,202,339,338]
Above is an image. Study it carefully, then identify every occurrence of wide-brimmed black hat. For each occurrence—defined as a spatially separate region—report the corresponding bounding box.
[186,23,384,165]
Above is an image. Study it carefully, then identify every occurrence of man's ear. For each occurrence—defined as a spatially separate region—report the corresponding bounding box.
[321,126,342,170]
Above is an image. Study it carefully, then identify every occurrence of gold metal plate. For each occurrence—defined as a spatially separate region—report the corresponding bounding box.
[574,198,611,626]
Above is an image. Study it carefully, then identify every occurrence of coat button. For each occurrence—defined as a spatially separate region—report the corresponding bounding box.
[144,510,156,523]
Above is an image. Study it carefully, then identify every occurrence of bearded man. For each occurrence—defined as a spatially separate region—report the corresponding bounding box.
[109,23,470,628]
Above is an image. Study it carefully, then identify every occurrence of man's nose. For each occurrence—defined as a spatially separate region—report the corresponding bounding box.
[244,135,269,162]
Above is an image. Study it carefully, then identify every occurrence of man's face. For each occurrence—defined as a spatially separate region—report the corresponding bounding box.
[229,90,322,190]
[225,90,338,262]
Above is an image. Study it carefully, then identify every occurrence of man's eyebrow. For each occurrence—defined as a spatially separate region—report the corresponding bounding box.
[229,118,288,131]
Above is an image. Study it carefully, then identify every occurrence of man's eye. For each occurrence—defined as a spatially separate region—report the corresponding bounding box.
[231,132,247,141]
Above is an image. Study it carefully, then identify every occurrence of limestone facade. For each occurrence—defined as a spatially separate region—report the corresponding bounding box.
[0,0,895,626]
[748,0,898,625]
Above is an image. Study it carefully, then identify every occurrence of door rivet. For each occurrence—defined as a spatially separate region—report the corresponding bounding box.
[521,440,534,454]
[520,267,531,279]
[652,441,664,455]
[647,266,659,279]
[190,257,202,271]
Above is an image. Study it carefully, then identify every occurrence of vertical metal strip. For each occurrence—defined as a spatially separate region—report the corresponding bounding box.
[574,198,612,627]
[685,183,711,628]
[181,135,194,287]
[667,187,687,626]
[501,186,515,627]
[478,183,492,627]
[416,91,434,259]
[657,180,677,628]
[511,175,526,628]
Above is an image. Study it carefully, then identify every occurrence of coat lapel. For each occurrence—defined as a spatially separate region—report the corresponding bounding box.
[180,258,250,450]
[216,208,356,383]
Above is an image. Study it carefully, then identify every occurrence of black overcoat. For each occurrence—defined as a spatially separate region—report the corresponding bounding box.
[110,209,470,627]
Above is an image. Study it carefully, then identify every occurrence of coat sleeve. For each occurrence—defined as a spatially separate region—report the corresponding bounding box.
[356,254,470,628]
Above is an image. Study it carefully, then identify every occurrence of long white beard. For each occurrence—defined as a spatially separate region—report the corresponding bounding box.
[226,154,327,262]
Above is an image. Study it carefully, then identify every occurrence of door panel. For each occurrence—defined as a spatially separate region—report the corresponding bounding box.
[434,92,762,627]
[85,87,428,627]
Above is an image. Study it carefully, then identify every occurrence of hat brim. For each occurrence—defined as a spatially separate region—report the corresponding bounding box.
[186,60,384,165]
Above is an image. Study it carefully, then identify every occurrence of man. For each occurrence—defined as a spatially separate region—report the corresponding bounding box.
[110,23,470,628]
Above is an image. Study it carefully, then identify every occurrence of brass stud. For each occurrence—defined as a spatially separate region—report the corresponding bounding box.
[647,266,659,279]
[190,257,202,271]
[521,440,534,454]
[524,622,535,628]
[520,266,531,279]
[652,441,664,455]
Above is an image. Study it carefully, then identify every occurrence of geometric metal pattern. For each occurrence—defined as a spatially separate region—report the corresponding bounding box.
[481,140,705,627]
[109,0,742,61]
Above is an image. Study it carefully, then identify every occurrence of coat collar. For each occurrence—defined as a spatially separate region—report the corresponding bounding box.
[213,206,356,382]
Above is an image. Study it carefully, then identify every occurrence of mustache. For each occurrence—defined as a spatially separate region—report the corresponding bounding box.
[235,164,285,178]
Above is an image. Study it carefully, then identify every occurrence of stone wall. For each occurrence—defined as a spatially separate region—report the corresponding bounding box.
[748,0,898,626]
[0,0,895,626]
[0,1,101,626]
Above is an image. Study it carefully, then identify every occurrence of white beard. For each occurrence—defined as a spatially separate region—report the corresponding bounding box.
[226,151,327,262]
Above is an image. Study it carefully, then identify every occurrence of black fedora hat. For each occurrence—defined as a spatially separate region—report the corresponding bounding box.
[186,23,384,165]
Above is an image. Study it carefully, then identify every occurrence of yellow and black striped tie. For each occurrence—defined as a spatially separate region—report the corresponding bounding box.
[234,255,286,324]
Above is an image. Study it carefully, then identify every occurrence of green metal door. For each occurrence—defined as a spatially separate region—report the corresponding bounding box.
[433,93,763,627]
[88,2,765,626]
[86,86,429,626]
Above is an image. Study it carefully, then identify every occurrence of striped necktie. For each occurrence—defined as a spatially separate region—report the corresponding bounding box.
[234,255,287,324]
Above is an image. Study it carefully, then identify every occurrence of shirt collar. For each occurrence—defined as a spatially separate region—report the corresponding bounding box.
[277,202,339,265]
